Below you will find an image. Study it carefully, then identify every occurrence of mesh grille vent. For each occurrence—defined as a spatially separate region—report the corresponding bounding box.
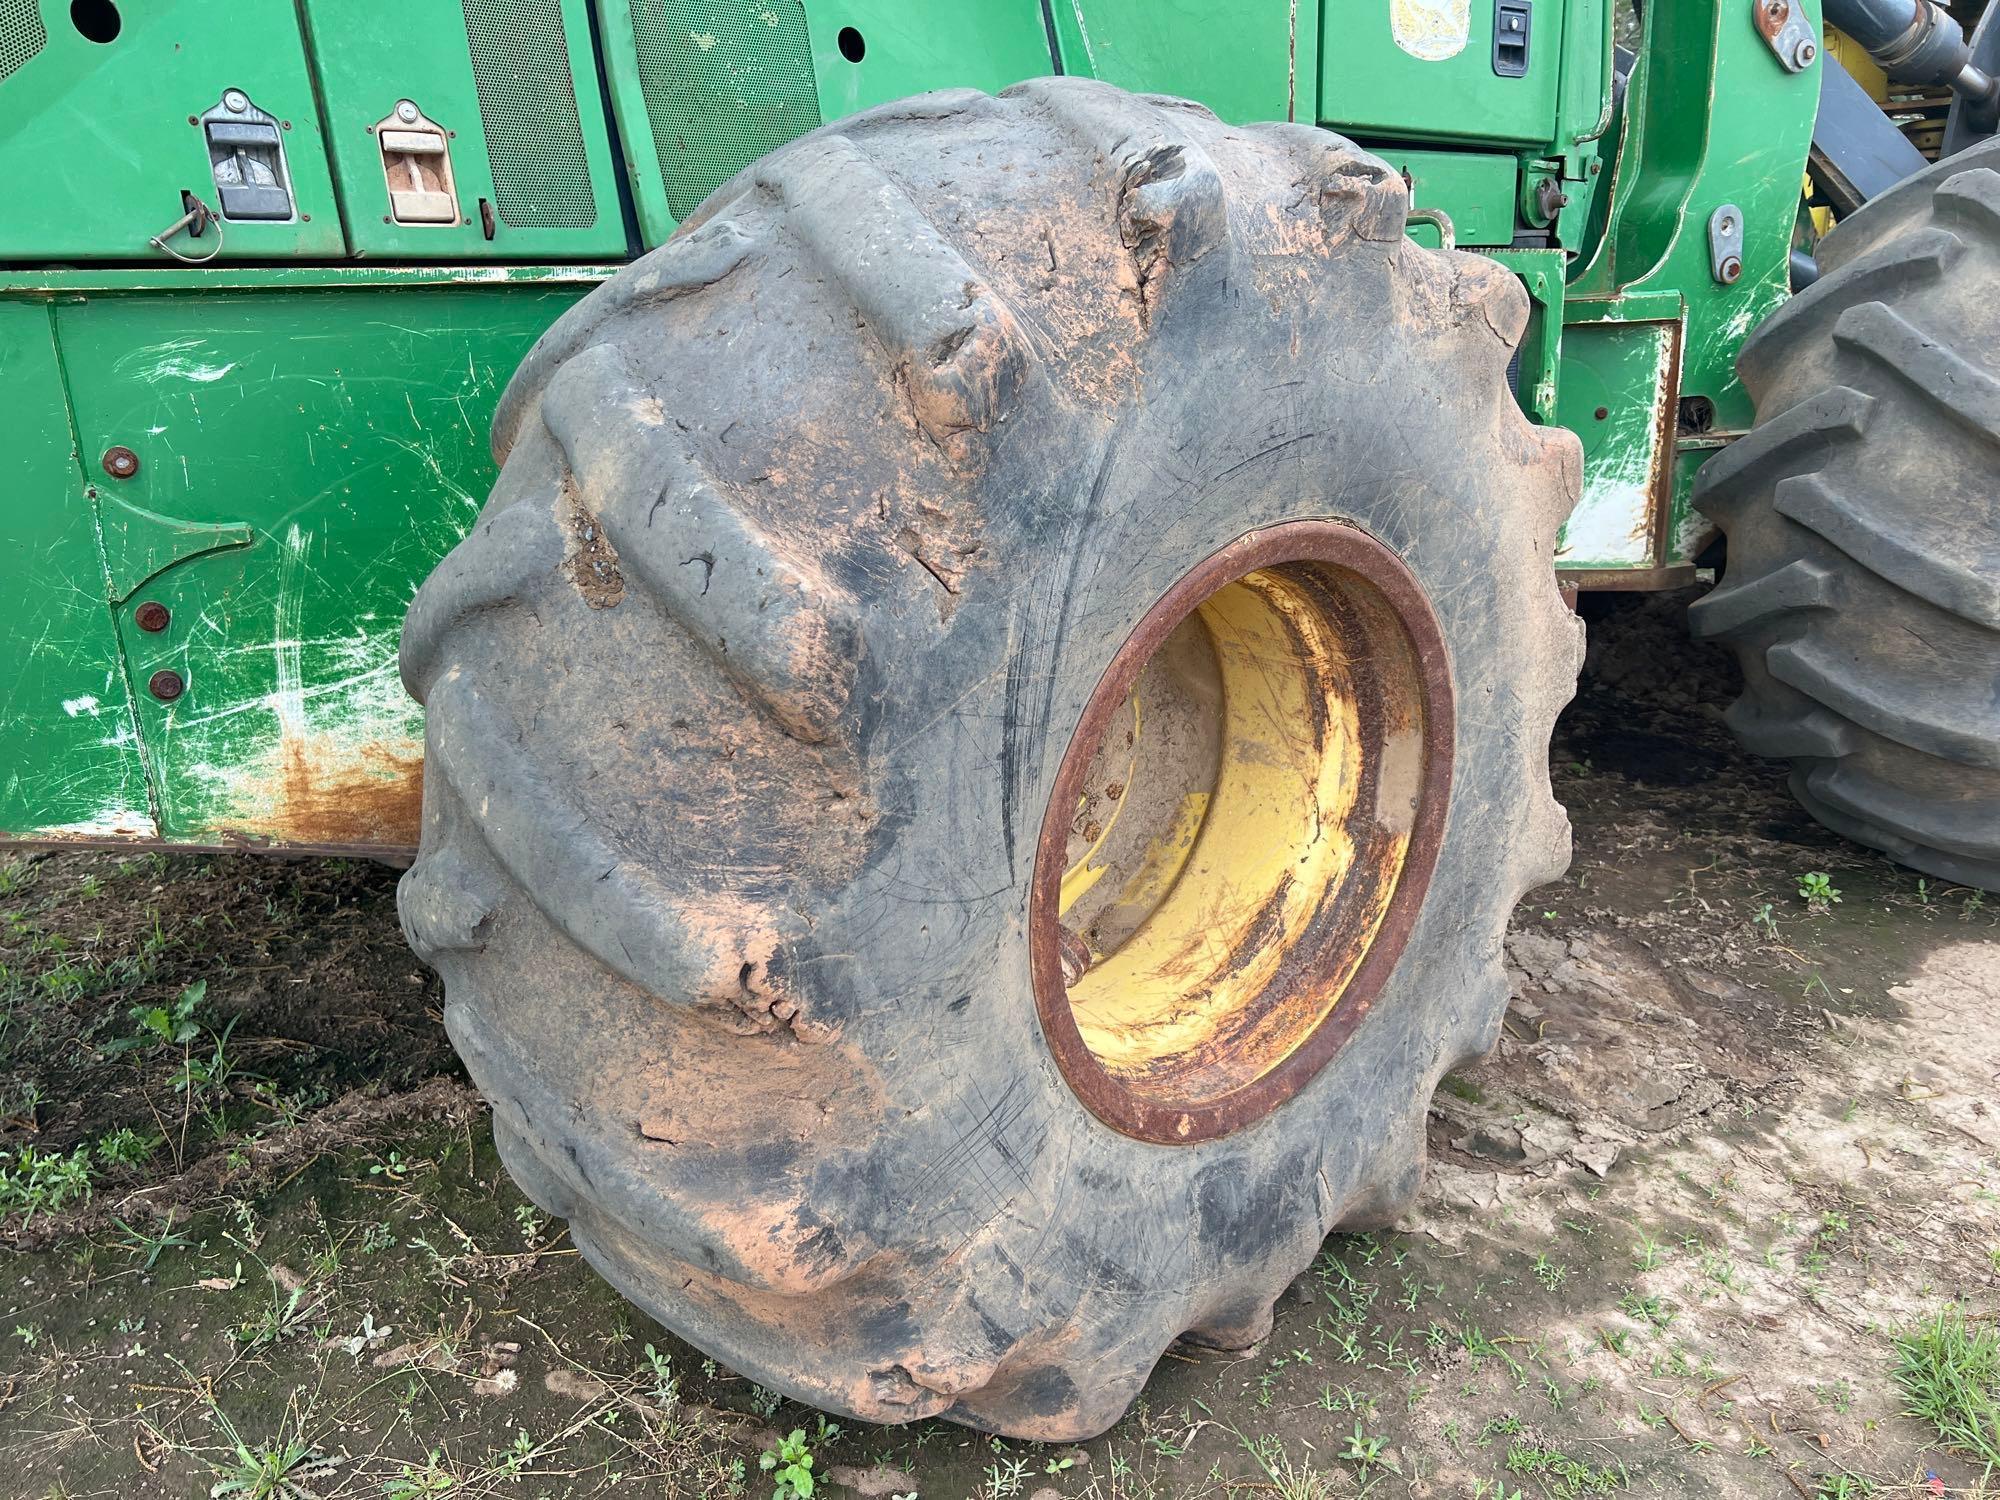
[0,0,48,85]
[460,0,596,228]
[630,0,820,221]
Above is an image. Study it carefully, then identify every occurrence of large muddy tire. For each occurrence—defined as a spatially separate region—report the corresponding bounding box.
[1692,140,2000,890]
[397,81,1582,1439]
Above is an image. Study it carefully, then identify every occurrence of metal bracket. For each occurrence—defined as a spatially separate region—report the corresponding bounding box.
[1708,203,1745,284]
[1407,207,1456,251]
[1754,0,1819,72]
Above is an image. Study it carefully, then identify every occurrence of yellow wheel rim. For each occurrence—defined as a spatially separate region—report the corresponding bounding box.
[1031,523,1454,1143]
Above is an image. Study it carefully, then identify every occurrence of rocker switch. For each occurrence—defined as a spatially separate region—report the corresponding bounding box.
[1494,1,1531,77]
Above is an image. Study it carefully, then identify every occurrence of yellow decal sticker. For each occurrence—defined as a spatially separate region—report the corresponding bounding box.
[1391,0,1472,61]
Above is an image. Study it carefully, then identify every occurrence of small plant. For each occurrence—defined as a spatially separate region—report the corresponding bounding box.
[96,1126,161,1169]
[978,1455,1028,1499]
[104,979,205,1055]
[207,1440,338,1499]
[112,1210,195,1271]
[383,1451,457,1498]
[1236,1429,1340,1500]
[173,1014,244,1103]
[1892,1304,2000,1471]
[1797,871,1842,912]
[1339,1419,1398,1476]
[1504,1440,1625,1494]
[231,1263,324,1351]
[1618,1289,1674,1329]
[761,1428,817,1498]
[492,1429,537,1478]
[0,1144,93,1222]
[1752,902,1779,939]
[641,1342,680,1408]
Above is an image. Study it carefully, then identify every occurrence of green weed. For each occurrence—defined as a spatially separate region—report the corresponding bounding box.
[761,1428,817,1499]
[1892,1304,2000,1471]
[0,1144,93,1222]
[103,979,204,1056]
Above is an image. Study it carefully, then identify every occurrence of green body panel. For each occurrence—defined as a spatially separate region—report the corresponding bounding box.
[1049,0,1314,125]
[2,272,601,849]
[0,0,1833,850]
[301,0,625,260]
[1552,313,1677,571]
[1319,0,1565,146]
[810,0,1057,119]
[0,0,347,260]
[1382,149,1522,248]
[1558,0,1817,581]
[1485,249,1566,425]
[0,303,154,839]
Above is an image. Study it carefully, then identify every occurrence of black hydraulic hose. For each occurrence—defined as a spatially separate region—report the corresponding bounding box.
[1822,0,1996,96]
[1822,0,1918,54]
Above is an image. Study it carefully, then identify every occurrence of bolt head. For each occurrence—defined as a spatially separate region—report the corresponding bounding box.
[148,669,185,703]
[396,99,419,123]
[1794,39,1817,66]
[1720,255,1744,284]
[134,601,170,634]
[1765,0,1790,22]
[101,446,139,480]
[223,89,249,113]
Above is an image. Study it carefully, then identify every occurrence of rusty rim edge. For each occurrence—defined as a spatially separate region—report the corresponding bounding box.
[1028,520,1456,1146]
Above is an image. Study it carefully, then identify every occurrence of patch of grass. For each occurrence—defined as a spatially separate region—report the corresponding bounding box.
[1505,1440,1627,1495]
[1892,1305,2000,1471]
[1440,1073,1486,1104]
[0,1144,93,1222]
[1236,1430,1341,1500]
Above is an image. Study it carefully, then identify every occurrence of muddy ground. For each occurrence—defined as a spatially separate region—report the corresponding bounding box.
[2,590,1995,1499]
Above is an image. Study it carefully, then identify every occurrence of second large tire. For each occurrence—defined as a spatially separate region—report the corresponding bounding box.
[397,81,1582,1439]
[1693,140,2000,890]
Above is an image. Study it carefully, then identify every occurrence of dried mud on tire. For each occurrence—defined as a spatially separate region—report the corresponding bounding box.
[398,80,1581,1438]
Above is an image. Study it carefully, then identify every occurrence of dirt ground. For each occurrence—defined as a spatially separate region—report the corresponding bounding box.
[2,589,1996,1500]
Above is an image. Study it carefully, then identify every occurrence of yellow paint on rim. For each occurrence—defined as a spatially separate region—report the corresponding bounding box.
[1061,568,1411,1094]
[1106,790,1209,922]
[1057,694,1140,919]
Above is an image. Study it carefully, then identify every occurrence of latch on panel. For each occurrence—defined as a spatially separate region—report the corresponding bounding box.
[1493,0,1532,76]
[374,100,460,226]
[200,90,295,222]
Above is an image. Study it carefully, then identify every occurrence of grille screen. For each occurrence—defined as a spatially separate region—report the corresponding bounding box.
[630,0,821,221]
[0,0,47,85]
[460,0,597,228]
